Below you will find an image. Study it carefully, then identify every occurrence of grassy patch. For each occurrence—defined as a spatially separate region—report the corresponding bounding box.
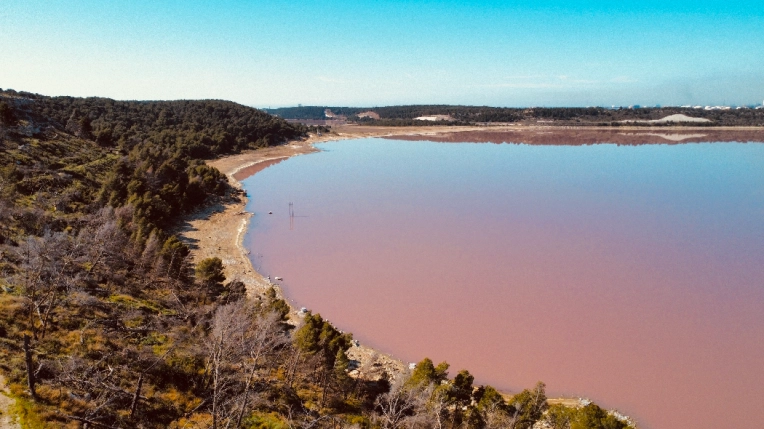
[9,393,48,429]
[107,294,174,315]
[244,411,290,429]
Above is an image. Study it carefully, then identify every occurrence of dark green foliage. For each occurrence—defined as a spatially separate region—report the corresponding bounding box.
[266,104,518,123]
[333,348,352,388]
[408,357,450,388]
[449,369,474,404]
[545,404,574,429]
[195,257,226,300]
[266,106,341,120]
[294,312,352,363]
[0,91,306,427]
[263,287,290,321]
[509,382,549,429]
[571,404,629,429]
[543,403,631,429]
[95,127,114,146]
[1,91,304,154]
[0,101,16,125]
[196,257,226,285]
[474,385,507,411]
[161,235,190,277]
[78,116,93,138]
[1,90,305,237]
[223,280,247,303]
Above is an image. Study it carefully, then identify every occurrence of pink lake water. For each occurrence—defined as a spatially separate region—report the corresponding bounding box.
[242,134,764,429]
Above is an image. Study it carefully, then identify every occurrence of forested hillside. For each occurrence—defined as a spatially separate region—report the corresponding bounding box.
[0,90,634,429]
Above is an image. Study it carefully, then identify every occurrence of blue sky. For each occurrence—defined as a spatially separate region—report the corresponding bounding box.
[1,1,762,107]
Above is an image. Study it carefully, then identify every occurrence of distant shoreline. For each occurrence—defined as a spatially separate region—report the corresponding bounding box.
[267,105,764,128]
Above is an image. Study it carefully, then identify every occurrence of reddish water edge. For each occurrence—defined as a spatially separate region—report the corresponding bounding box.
[242,133,764,429]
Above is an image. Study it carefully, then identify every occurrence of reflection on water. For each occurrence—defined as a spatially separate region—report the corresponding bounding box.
[242,134,764,429]
[232,157,287,181]
[386,128,764,145]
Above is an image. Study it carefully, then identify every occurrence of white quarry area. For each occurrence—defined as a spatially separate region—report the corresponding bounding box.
[621,114,711,124]
[649,114,712,123]
[414,114,454,121]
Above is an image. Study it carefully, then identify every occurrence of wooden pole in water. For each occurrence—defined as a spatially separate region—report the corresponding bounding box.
[289,202,294,230]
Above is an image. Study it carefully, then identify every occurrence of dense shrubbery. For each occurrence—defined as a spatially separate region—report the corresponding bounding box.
[9,92,303,152]
[0,90,635,428]
[1,90,305,240]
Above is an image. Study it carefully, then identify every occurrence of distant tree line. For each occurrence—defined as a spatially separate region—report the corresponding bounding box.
[266,104,764,127]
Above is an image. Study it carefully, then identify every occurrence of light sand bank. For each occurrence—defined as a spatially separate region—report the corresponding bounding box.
[176,125,503,378]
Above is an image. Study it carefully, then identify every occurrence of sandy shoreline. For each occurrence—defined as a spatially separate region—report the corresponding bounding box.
[176,124,761,400]
[178,125,502,296]
[177,125,522,377]
[178,125,507,297]
[176,128,431,376]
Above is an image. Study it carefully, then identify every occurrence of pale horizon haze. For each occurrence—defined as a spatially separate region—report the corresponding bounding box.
[1,1,763,107]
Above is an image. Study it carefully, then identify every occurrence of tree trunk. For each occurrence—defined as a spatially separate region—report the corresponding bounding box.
[319,367,328,410]
[23,334,37,400]
[130,373,144,418]
[287,349,301,388]
[235,365,256,428]
[212,345,221,429]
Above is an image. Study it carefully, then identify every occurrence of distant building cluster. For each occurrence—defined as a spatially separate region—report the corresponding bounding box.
[677,100,764,110]
[681,105,744,110]
[616,103,764,110]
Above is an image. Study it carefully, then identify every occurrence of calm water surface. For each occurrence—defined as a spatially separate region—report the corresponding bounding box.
[242,137,764,429]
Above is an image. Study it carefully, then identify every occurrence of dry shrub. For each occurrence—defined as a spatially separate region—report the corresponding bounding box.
[34,383,63,403]
[169,412,213,429]
[158,387,203,414]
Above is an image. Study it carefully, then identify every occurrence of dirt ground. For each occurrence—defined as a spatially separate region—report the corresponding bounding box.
[0,375,19,429]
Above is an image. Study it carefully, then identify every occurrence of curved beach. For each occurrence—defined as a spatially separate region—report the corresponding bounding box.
[177,125,505,376]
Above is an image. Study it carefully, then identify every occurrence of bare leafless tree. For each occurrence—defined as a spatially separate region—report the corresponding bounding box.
[17,230,84,339]
[233,309,288,427]
[80,208,126,277]
[374,371,434,429]
[427,388,449,429]
[506,382,548,429]
[481,400,513,429]
[207,302,249,429]
[139,231,161,273]
[205,300,290,429]
[55,355,132,427]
